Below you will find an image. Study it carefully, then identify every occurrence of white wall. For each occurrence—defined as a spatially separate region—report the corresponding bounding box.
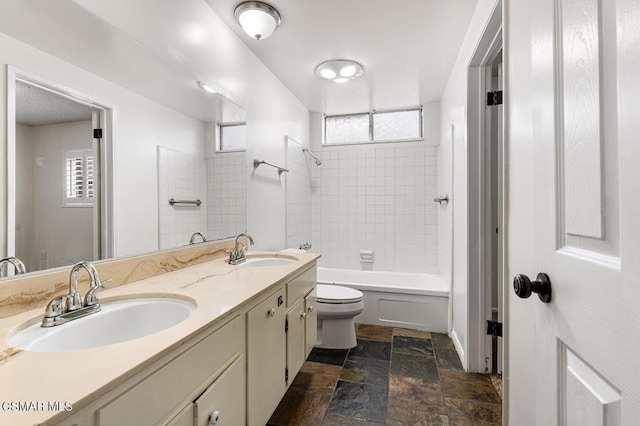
[438,0,501,368]
[0,33,205,259]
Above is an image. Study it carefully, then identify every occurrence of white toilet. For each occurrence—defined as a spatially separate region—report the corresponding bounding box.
[315,284,364,349]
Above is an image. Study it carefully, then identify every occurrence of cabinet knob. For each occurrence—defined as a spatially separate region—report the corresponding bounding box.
[209,410,220,425]
[268,308,276,317]
[301,312,307,319]
[307,305,313,313]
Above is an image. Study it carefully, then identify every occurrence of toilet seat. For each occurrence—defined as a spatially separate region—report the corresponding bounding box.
[317,284,363,304]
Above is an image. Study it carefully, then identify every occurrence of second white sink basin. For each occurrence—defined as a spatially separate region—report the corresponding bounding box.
[8,297,196,352]
[242,256,297,267]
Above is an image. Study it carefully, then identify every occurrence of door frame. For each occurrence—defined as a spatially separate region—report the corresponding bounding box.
[465,0,505,376]
[6,66,114,265]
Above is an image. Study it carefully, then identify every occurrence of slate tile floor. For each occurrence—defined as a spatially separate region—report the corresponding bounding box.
[268,324,502,425]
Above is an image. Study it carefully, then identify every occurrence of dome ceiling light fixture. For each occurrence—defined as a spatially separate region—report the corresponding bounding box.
[314,60,364,84]
[234,1,282,41]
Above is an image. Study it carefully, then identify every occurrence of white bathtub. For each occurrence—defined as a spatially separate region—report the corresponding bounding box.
[317,267,449,333]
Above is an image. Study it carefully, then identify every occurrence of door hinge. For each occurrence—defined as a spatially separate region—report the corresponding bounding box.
[285,368,289,382]
[285,319,288,333]
[486,320,503,337]
[93,128,103,139]
[487,90,503,106]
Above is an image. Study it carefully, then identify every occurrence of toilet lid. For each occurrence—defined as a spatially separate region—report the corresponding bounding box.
[317,284,363,304]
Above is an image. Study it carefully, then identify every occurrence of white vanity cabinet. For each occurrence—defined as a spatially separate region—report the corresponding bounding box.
[50,262,318,426]
[246,287,287,426]
[246,265,318,426]
[285,267,317,386]
[57,315,245,426]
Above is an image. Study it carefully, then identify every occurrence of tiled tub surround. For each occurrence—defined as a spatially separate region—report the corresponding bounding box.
[311,144,438,273]
[206,152,247,240]
[286,139,313,250]
[0,245,319,424]
[158,146,207,249]
[269,324,502,425]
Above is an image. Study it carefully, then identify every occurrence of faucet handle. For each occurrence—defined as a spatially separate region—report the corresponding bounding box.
[44,295,68,318]
[84,279,112,307]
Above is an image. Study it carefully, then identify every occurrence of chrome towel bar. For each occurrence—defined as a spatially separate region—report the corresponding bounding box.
[253,159,289,175]
[169,198,202,206]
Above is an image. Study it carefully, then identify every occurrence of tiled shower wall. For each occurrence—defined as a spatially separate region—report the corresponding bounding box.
[206,152,247,240]
[285,139,313,250]
[311,144,438,273]
[158,146,207,249]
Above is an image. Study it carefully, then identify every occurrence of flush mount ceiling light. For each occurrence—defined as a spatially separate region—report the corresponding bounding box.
[234,1,281,41]
[197,81,217,94]
[315,60,364,83]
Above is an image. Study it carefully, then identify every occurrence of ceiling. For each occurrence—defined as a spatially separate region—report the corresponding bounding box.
[206,0,479,114]
[16,81,94,126]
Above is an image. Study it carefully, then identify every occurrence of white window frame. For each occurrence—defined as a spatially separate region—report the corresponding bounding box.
[323,106,424,146]
[63,149,94,208]
[216,122,247,153]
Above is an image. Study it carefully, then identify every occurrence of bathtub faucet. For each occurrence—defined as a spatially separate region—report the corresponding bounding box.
[229,233,254,265]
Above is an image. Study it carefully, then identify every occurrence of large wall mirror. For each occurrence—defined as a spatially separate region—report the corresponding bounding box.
[2,1,248,277]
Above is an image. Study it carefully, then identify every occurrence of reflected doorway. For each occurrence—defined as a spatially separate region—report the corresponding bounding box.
[8,70,113,275]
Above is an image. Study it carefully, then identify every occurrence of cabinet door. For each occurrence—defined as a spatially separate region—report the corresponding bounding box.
[194,356,245,426]
[247,287,286,426]
[304,288,317,358]
[286,298,306,386]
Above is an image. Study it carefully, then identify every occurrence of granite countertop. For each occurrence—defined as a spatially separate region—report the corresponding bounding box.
[0,251,320,425]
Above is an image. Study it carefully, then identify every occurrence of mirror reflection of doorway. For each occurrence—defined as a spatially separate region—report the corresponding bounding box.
[14,80,102,271]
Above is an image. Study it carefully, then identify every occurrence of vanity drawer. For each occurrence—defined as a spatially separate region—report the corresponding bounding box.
[286,266,316,307]
[97,315,244,426]
[194,355,245,426]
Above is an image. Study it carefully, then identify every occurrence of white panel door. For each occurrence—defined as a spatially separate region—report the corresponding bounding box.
[510,0,640,424]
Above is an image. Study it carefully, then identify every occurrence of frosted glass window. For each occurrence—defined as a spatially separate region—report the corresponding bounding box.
[373,110,422,141]
[323,107,423,145]
[325,114,370,144]
[220,123,246,151]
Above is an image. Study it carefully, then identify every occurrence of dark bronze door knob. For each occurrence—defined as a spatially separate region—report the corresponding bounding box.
[513,273,552,303]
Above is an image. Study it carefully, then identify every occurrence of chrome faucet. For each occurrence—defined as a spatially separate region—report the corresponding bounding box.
[41,261,110,327]
[229,233,254,265]
[189,232,207,244]
[0,256,26,276]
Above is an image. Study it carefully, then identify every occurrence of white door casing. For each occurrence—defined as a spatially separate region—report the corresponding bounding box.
[510,0,640,424]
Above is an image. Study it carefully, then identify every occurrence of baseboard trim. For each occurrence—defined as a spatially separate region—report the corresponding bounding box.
[450,328,466,370]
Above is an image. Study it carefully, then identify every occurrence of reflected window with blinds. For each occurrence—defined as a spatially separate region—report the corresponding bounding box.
[64,149,94,207]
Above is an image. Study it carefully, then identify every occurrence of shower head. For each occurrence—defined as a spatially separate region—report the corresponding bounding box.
[303,148,322,166]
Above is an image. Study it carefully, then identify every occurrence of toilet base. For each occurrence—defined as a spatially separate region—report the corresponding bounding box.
[315,318,358,349]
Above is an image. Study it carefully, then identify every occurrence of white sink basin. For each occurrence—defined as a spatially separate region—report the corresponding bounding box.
[8,297,196,352]
[241,256,297,267]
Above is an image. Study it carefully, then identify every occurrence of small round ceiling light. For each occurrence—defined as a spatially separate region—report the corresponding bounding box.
[234,1,281,41]
[315,60,364,83]
[197,81,217,94]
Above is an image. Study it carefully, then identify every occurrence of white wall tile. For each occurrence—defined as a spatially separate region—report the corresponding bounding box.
[311,142,439,273]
